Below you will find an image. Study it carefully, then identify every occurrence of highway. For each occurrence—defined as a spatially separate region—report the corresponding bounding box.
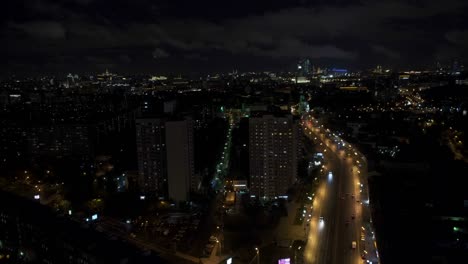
[302,113,379,264]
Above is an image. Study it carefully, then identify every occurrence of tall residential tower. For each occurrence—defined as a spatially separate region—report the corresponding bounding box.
[136,118,195,202]
[249,114,299,199]
[166,119,195,203]
[136,119,167,196]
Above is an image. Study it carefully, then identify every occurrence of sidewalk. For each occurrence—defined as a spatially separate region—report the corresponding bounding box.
[274,199,308,242]
[358,163,380,264]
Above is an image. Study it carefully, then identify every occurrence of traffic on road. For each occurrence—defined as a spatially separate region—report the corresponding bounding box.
[301,113,380,264]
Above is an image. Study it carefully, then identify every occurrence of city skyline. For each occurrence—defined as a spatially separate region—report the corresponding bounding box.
[1,56,467,264]
[1,1,468,264]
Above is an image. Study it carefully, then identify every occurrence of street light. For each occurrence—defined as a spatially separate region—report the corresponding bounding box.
[216,239,222,255]
[255,247,260,264]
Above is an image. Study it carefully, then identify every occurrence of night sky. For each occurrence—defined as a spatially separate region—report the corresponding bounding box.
[2,0,468,75]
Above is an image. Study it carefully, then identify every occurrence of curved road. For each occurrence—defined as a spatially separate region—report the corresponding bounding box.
[302,115,375,264]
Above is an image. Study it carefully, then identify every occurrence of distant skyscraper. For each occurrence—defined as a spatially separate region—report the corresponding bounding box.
[297,59,311,76]
[452,60,460,73]
[65,73,75,88]
[375,65,383,74]
[97,69,116,82]
[249,114,299,199]
[136,117,195,202]
[298,95,310,115]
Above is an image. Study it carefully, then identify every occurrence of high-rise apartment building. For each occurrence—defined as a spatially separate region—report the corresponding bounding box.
[249,114,299,199]
[136,118,195,202]
[136,118,167,196]
[166,119,194,202]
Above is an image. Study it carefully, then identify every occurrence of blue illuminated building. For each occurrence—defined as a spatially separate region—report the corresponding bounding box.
[330,68,348,77]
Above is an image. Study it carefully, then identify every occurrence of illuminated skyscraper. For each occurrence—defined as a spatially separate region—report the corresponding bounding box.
[297,59,311,76]
[452,60,460,74]
[375,65,383,74]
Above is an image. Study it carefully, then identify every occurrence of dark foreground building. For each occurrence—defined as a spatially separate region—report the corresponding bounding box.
[0,191,165,264]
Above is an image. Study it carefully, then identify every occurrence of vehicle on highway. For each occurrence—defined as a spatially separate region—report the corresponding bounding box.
[351,241,357,249]
[319,216,324,222]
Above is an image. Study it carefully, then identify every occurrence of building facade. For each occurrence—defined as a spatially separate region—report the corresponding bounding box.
[136,118,195,202]
[136,118,167,196]
[249,114,299,199]
[166,119,194,203]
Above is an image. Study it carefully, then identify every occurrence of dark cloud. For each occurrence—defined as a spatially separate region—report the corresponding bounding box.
[185,53,208,61]
[68,0,94,4]
[372,46,400,60]
[436,30,468,61]
[1,0,468,74]
[250,38,357,59]
[152,48,169,59]
[8,21,66,39]
[446,30,468,46]
[119,54,132,63]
